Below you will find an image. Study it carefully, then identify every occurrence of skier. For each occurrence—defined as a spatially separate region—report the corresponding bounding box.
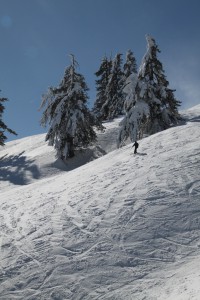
[132,141,139,154]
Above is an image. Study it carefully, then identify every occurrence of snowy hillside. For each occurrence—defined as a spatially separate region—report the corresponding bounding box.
[0,118,121,192]
[0,105,200,299]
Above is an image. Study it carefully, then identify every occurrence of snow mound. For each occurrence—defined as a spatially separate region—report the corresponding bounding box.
[0,105,200,299]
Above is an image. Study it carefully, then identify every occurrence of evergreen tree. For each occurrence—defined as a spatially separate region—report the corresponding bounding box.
[118,35,181,146]
[138,35,181,135]
[93,55,112,119]
[123,49,137,78]
[118,76,149,147]
[118,51,141,146]
[123,50,138,112]
[0,95,17,146]
[40,55,99,160]
[101,53,124,120]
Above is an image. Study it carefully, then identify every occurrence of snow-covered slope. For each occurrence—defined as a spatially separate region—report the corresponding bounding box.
[0,118,121,192]
[0,105,200,299]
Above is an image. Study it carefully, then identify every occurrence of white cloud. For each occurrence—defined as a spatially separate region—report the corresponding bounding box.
[165,56,200,109]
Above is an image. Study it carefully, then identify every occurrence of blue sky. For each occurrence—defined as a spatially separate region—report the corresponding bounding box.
[0,0,200,141]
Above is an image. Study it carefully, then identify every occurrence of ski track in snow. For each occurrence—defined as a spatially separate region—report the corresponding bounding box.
[0,106,200,299]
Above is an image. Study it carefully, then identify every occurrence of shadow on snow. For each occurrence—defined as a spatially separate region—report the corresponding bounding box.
[136,152,148,156]
[0,151,40,185]
[47,146,106,172]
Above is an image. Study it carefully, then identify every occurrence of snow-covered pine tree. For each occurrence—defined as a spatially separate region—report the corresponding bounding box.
[138,35,181,135]
[101,53,125,120]
[0,95,17,146]
[118,74,149,147]
[40,55,99,160]
[118,35,181,147]
[123,50,138,112]
[118,50,144,147]
[123,49,137,78]
[93,55,112,119]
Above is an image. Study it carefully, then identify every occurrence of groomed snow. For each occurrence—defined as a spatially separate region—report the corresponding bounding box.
[0,105,200,299]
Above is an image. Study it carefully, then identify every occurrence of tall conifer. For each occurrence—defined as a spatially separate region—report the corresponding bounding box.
[118,35,181,146]
[123,49,137,78]
[0,95,17,146]
[103,53,125,120]
[40,55,99,160]
[93,56,112,119]
[138,35,181,134]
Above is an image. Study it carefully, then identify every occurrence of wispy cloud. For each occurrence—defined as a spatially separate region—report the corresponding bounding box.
[165,53,200,109]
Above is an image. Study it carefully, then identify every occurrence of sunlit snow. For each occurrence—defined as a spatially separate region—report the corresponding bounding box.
[0,105,200,299]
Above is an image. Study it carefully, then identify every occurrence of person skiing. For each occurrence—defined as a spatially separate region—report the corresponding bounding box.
[132,141,139,154]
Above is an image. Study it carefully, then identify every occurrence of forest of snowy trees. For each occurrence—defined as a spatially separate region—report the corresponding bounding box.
[1,35,181,161]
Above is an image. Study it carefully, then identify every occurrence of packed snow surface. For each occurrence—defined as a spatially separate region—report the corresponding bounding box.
[0,105,200,299]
